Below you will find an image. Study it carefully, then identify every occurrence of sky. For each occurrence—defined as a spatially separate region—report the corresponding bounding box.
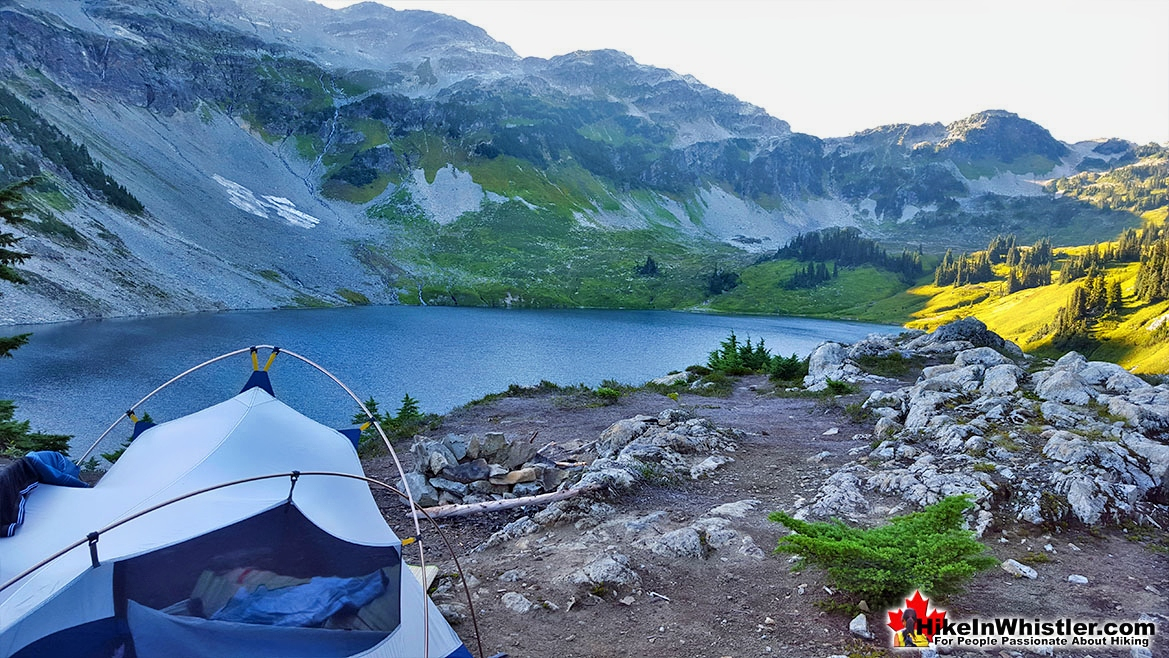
[313,0,1169,145]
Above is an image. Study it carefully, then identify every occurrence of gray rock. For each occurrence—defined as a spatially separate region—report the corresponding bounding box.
[1078,361,1148,392]
[624,511,668,534]
[690,454,733,479]
[1001,559,1038,579]
[1130,647,1153,658]
[1036,369,1095,406]
[658,408,692,425]
[503,441,538,469]
[874,416,902,437]
[738,535,766,559]
[1052,351,1088,372]
[596,418,649,457]
[651,527,706,559]
[570,554,640,590]
[807,342,848,378]
[436,603,466,624]
[849,613,873,639]
[441,458,492,484]
[1109,396,1169,432]
[397,472,439,508]
[481,432,508,461]
[707,499,761,518]
[413,439,458,475]
[956,346,1012,367]
[1067,574,1088,584]
[920,316,1022,356]
[443,434,470,461]
[1040,401,1082,427]
[577,465,637,491]
[982,364,1023,395]
[512,481,543,497]
[807,467,871,518]
[429,477,469,496]
[478,516,540,551]
[437,490,463,506]
[650,372,689,386]
[501,591,534,614]
[498,569,526,582]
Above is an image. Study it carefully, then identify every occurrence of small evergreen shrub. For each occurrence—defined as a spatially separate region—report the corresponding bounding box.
[769,495,996,607]
[769,352,808,382]
[594,387,621,405]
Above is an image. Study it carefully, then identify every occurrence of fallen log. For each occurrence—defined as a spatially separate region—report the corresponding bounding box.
[413,484,602,520]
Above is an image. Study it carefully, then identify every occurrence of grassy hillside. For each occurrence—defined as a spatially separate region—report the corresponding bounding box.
[904,213,1169,372]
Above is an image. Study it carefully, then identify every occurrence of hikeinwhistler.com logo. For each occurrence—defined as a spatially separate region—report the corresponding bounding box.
[887,591,1158,650]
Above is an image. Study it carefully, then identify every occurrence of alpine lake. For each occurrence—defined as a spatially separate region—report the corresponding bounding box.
[0,306,898,457]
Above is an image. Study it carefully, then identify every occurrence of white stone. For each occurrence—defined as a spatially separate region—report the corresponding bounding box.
[1001,559,1038,579]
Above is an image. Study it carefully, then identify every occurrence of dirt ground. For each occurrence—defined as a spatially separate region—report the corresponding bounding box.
[367,377,1169,658]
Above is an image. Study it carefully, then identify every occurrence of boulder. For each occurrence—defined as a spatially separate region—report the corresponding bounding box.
[849,614,873,640]
[569,554,640,590]
[1035,369,1094,406]
[503,441,538,469]
[982,364,1023,395]
[707,499,761,518]
[441,458,491,484]
[658,408,692,425]
[597,418,649,457]
[398,472,439,508]
[690,455,733,479]
[500,592,534,614]
[955,346,1012,367]
[651,527,706,559]
[1001,559,1038,579]
[489,467,539,486]
[430,477,468,496]
[443,434,470,461]
[650,372,689,386]
[480,432,508,461]
[914,317,1022,357]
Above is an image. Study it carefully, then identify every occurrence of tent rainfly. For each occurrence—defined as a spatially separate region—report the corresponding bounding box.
[0,348,473,658]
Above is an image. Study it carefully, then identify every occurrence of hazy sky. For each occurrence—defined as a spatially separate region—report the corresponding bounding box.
[313,0,1169,145]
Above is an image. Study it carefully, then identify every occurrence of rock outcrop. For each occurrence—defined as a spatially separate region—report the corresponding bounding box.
[799,319,1168,530]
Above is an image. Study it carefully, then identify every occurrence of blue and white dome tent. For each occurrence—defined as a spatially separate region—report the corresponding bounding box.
[0,346,475,658]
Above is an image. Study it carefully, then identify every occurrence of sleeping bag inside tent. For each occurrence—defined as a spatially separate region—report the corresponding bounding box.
[0,382,472,658]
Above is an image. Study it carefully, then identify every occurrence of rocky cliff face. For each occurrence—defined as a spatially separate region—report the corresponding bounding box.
[0,0,1149,323]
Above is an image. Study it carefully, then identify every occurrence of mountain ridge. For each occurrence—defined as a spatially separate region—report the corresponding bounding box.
[0,0,1160,325]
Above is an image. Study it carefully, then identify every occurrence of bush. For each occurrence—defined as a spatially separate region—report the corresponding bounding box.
[594,387,621,405]
[707,331,773,375]
[770,353,808,382]
[824,378,859,396]
[769,495,996,608]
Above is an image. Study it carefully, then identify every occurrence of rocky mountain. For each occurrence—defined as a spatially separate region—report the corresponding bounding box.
[0,0,1157,322]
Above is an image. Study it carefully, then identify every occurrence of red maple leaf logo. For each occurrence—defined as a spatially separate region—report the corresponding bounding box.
[887,590,947,643]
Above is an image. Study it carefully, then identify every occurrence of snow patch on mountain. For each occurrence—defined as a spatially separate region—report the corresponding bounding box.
[212,175,321,228]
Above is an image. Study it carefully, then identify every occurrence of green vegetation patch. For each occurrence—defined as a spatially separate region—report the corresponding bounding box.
[369,195,751,310]
[770,495,997,607]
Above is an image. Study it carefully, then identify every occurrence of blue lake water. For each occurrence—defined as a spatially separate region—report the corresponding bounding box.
[0,306,897,456]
